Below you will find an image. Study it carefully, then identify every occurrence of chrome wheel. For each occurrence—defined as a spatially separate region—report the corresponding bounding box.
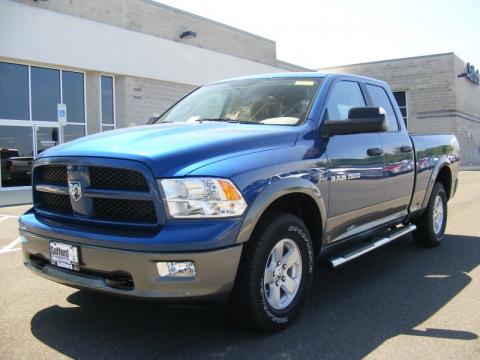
[432,195,444,234]
[263,238,302,310]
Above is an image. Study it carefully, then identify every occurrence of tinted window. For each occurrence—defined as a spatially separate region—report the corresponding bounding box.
[31,67,60,122]
[1,150,19,160]
[0,62,29,120]
[63,124,85,143]
[366,84,399,131]
[323,81,365,120]
[393,91,406,107]
[0,126,33,187]
[62,71,85,123]
[101,76,114,125]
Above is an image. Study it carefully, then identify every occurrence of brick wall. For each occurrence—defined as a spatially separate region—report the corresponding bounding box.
[86,71,196,133]
[453,55,480,165]
[85,72,101,135]
[115,76,196,128]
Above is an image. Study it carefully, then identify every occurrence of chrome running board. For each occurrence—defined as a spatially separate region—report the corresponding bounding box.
[329,224,417,268]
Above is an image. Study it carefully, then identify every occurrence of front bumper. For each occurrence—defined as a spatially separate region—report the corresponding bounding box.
[20,229,243,301]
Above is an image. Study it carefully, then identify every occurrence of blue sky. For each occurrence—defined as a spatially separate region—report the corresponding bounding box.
[157,0,480,69]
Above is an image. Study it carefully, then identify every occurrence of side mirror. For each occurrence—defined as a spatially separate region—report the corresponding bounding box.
[322,106,387,136]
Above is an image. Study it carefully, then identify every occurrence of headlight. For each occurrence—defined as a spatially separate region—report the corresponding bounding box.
[158,178,247,218]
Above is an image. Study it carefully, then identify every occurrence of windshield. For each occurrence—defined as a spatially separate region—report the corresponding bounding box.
[156,78,322,126]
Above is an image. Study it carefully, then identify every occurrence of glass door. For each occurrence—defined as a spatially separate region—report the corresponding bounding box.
[0,126,34,187]
[35,125,60,157]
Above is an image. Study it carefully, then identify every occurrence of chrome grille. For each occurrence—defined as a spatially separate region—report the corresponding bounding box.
[34,163,158,226]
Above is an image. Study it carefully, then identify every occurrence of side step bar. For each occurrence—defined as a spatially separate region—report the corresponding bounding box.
[329,224,417,268]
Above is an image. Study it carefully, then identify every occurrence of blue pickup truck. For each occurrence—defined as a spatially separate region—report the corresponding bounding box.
[20,72,459,331]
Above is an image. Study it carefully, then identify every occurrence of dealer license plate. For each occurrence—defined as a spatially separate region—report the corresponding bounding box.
[49,242,80,271]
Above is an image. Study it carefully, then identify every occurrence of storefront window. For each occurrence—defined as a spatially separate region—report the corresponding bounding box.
[0,62,29,120]
[62,71,85,123]
[63,124,85,143]
[0,126,33,187]
[31,67,61,122]
[0,62,87,189]
[36,127,59,156]
[101,75,115,130]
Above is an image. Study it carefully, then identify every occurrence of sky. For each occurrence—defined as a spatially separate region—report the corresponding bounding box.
[156,0,480,70]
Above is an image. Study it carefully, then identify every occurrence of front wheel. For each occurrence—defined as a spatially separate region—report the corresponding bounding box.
[227,213,314,332]
[413,182,448,247]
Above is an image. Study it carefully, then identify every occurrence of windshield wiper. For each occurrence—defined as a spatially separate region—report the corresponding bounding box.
[195,117,238,123]
[195,117,257,124]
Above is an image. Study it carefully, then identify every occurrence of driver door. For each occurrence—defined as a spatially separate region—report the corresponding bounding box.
[323,80,385,244]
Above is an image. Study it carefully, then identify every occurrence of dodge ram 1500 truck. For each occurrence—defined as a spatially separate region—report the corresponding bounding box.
[20,73,459,332]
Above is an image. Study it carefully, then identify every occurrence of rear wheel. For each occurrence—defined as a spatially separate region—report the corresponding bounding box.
[413,182,448,247]
[227,213,314,332]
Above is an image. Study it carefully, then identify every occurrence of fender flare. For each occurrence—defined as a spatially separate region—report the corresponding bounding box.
[236,178,327,245]
[421,156,452,209]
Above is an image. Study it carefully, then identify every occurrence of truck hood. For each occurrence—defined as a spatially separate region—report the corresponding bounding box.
[40,122,298,176]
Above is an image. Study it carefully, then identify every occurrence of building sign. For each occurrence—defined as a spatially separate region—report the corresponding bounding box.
[57,103,67,125]
[458,63,479,86]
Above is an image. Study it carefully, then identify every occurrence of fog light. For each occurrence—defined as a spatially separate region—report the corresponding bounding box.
[156,261,196,278]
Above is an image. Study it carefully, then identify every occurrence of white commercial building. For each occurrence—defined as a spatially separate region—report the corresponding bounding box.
[0,0,306,205]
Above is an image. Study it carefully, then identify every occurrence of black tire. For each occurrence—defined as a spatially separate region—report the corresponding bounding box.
[227,212,315,332]
[413,182,448,247]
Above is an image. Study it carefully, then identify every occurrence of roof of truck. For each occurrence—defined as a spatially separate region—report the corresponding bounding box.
[208,72,387,86]
[209,72,326,84]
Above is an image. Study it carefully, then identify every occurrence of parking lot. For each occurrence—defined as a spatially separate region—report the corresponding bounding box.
[0,171,479,359]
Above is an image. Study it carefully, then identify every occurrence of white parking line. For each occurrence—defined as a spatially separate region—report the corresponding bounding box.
[0,214,19,222]
[0,248,21,254]
[0,237,21,254]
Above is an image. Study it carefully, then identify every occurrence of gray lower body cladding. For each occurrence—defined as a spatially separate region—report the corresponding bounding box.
[20,229,243,302]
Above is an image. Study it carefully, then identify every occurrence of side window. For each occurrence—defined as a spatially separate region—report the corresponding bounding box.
[323,81,366,121]
[393,91,408,128]
[366,84,399,131]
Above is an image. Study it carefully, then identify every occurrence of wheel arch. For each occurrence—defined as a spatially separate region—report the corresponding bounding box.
[436,165,452,200]
[422,159,453,209]
[237,178,326,258]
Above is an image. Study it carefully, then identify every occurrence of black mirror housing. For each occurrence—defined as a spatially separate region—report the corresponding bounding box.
[322,106,387,136]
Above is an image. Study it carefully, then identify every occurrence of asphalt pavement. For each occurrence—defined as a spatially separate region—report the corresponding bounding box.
[0,172,479,359]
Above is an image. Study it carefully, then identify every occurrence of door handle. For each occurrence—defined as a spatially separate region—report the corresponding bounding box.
[400,145,413,153]
[367,148,383,156]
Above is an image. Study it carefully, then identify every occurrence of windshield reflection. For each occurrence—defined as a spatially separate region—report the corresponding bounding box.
[157,78,321,126]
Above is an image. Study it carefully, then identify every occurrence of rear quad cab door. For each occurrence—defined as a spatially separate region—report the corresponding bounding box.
[321,80,385,244]
[364,83,415,221]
